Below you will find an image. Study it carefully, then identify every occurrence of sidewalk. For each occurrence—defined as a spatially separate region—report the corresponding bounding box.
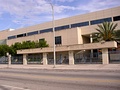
[0,64,120,71]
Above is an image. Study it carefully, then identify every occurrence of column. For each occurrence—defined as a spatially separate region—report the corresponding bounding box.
[23,54,27,65]
[8,54,11,65]
[102,48,109,64]
[43,53,47,65]
[69,51,74,65]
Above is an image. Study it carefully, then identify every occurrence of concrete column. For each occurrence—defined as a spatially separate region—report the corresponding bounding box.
[69,51,74,65]
[43,53,47,65]
[23,54,27,65]
[8,55,11,65]
[90,34,93,43]
[102,48,109,64]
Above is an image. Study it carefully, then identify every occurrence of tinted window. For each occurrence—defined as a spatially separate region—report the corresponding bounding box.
[55,25,69,31]
[17,33,26,38]
[113,16,120,21]
[39,38,45,42]
[90,17,112,25]
[27,31,38,36]
[40,28,53,33]
[8,36,16,40]
[55,36,62,44]
[71,21,89,28]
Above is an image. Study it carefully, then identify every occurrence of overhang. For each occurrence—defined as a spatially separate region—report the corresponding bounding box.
[17,41,117,54]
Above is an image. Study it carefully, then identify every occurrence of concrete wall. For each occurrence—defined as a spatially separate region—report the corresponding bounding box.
[7,28,80,46]
[0,29,9,40]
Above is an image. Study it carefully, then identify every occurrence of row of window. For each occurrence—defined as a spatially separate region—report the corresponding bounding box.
[90,17,112,25]
[55,25,69,31]
[8,15,120,40]
[40,28,53,34]
[71,21,89,28]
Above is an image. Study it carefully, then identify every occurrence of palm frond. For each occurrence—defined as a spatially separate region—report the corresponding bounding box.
[93,22,119,42]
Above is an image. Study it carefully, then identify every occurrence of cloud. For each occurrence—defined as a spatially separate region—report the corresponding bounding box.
[0,0,120,30]
[56,0,74,2]
[0,0,76,28]
[76,0,120,12]
[55,5,75,13]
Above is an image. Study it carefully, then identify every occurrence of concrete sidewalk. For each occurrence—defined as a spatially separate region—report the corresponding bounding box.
[0,64,120,71]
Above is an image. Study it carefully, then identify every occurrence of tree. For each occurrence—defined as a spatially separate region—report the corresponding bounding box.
[92,22,120,43]
[0,40,49,56]
[0,45,10,56]
[38,39,49,47]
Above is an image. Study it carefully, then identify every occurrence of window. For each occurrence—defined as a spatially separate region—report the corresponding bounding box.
[17,33,26,38]
[40,28,53,33]
[39,38,45,42]
[71,21,89,28]
[55,25,69,31]
[55,36,62,44]
[27,31,38,36]
[8,35,16,40]
[26,40,31,43]
[90,17,112,25]
[113,16,120,21]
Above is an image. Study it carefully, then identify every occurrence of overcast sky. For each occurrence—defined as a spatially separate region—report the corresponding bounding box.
[0,0,120,31]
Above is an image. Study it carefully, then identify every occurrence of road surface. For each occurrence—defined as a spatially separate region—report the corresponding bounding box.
[0,69,120,90]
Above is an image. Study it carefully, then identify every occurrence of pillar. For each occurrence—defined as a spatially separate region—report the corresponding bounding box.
[102,48,109,64]
[43,53,47,65]
[23,54,27,65]
[8,54,11,65]
[69,51,74,65]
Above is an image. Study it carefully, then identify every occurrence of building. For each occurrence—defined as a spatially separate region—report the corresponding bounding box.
[0,6,120,65]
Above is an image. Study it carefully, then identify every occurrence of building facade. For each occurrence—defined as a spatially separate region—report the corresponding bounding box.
[0,6,120,65]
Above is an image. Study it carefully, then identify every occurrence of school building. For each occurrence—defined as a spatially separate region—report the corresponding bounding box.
[0,6,120,65]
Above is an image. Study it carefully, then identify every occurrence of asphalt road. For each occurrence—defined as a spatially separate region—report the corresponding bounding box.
[0,69,120,90]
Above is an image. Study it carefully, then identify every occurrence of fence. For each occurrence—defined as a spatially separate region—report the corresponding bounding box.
[47,58,69,65]
[74,52,102,64]
[11,55,23,64]
[1,50,120,65]
[109,51,120,64]
[0,56,8,64]
[27,54,43,64]
[47,53,69,65]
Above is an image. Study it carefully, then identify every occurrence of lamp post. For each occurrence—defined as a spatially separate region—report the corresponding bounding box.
[90,34,93,63]
[49,2,56,68]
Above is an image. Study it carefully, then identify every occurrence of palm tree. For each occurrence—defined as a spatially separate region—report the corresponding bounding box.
[92,22,120,43]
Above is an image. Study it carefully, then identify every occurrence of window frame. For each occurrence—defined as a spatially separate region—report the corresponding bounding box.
[55,36,62,45]
[90,17,112,25]
[8,35,16,40]
[27,31,38,36]
[40,28,53,34]
[113,16,120,21]
[71,21,89,28]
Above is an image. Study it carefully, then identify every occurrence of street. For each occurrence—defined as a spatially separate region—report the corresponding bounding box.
[0,68,120,90]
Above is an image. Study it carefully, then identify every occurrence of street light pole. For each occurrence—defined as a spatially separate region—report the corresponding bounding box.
[50,3,56,68]
[90,34,93,63]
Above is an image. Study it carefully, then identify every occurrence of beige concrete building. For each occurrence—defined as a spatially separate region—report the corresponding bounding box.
[0,6,120,65]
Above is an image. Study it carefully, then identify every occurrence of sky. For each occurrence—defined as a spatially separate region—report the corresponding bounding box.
[0,0,120,31]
